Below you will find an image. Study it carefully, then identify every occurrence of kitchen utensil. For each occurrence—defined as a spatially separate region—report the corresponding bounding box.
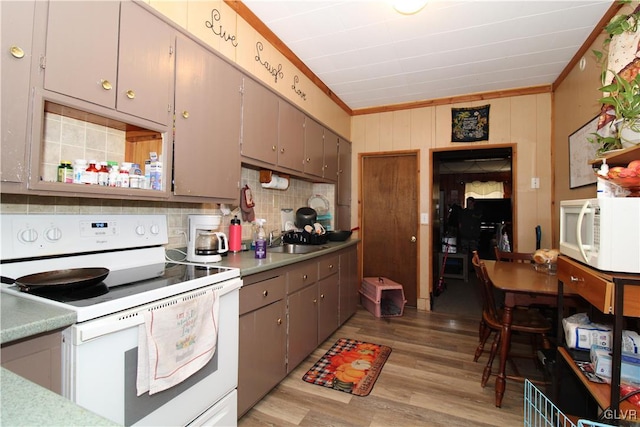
[326,227,358,242]
[295,207,317,228]
[1,267,110,292]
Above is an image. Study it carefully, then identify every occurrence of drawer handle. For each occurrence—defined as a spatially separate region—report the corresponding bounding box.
[182,110,189,119]
[263,290,268,297]
[126,89,135,99]
[101,79,112,90]
[570,275,585,283]
[277,318,282,325]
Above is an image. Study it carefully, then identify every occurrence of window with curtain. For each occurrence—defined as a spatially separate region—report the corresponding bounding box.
[464,180,504,200]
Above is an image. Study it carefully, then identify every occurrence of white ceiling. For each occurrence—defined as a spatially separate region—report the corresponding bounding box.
[242,0,614,111]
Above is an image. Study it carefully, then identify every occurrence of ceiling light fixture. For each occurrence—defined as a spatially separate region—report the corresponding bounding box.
[393,0,428,15]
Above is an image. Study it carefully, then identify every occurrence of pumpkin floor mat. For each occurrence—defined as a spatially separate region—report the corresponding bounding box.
[301,338,392,396]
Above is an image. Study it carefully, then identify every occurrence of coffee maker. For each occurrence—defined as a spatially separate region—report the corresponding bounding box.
[187,215,228,263]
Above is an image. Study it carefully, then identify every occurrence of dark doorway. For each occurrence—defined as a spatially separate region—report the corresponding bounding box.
[431,146,514,311]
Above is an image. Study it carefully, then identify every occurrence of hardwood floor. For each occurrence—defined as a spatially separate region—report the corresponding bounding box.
[238,303,546,426]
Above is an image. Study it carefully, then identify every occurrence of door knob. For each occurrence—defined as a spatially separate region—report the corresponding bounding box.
[410,236,417,242]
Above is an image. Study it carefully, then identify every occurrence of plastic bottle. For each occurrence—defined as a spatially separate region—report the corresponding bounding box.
[597,159,611,198]
[254,219,267,259]
[97,162,109,186]
[118,165,130,188]
[84,160,99,185]
[57,161,73,183]
[73,159,87,184]
[229,215,242,253]
[108,164,119,187]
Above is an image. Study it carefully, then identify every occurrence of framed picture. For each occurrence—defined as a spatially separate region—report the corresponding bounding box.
[568,116,599,189]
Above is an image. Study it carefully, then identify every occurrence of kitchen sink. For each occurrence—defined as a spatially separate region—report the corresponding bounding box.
[268,244,328,254]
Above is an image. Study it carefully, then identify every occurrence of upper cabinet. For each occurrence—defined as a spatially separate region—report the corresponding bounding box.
[277,100,305,172]
[241,78,279,165]
[43,1,174,127]
[303,118,325,178]
[1,0,36,185]
[173,34,242,200]
[323,129,339,181]
[337,138,352,206]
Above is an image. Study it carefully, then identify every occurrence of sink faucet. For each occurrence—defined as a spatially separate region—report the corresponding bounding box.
[268,230,283,247]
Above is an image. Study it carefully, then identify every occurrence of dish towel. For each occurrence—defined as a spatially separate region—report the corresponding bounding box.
[136,289,219,396]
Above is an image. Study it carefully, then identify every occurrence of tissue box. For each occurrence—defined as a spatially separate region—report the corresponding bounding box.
[590,346,640,384]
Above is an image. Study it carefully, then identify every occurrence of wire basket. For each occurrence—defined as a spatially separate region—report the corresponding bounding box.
[524,379,577,427]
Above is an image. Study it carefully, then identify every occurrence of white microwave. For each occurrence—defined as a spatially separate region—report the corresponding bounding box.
[559,198,640,273]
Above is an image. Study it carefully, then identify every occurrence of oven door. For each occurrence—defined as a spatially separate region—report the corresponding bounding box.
[62,279,240,426]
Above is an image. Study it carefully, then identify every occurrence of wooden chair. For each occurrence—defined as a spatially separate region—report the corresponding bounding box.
[471,251,552,389]
[494,246,533,263]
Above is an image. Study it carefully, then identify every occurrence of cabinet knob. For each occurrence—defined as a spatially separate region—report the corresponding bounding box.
[271,145,276,152]
[10,45,24,59]
[101,80,112,90]
[126,89,135,99]
[302,274,307,280]
[280,148,285,153]
[320,294,325,299]
[182,111,189,119]
[277,318,282,325]
[328,264,334,269]
[411,236,417,243]
[262,290,269,297]
[306,158,311,163]
[313,298,317,304]
[570,275,585,283]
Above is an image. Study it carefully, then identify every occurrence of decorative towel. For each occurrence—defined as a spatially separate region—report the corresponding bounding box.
[136,289,219,396]
[240,185,255,222]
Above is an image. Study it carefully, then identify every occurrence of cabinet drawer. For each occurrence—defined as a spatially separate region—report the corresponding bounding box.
[617,281,640,317]
[558,257,613,313]
[287,261,317,294]
[240,275,285,315]
[318,255,339,280]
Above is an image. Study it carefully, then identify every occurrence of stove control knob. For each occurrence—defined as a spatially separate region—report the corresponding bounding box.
[45,227,62,242]
[18,228,38,243]
[150,224,160,235]
[135,225,146,236]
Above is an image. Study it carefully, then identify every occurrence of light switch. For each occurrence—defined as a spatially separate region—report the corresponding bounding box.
[531,177,540,189]
[420,213,429,224]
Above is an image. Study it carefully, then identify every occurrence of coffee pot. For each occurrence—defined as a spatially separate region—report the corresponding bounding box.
[187,215,226,263]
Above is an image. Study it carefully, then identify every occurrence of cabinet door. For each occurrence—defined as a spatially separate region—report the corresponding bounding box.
[337,139,352,206]
[318,274,339,344]
[173,35,241,199]
[241,77,278,164]
[303,118,324,177]
[118,2,174,126]
[277,100,304,171]
[1,0,35,184]
[238,299,286,417]
[323,129,339,181]
[287,284,318,372]
[43,1,119,109]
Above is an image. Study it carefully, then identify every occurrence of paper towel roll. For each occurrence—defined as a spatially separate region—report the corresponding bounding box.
[261,175,289,190]
[276,176,289,190]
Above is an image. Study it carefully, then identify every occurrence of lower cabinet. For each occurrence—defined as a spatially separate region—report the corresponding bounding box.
[1,329,62,394]
[238,244,358,417]
[238,272,287,417]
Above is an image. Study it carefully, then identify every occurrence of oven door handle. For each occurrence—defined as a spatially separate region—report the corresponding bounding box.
[77,312,144,343]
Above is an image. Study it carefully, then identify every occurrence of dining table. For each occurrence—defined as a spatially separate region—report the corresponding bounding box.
[483,259,578,408]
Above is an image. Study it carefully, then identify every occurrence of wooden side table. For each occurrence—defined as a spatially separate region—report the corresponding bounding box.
[438,252,468,282]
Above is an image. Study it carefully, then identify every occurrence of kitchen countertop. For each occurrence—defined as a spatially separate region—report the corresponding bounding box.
[0,238,358,425]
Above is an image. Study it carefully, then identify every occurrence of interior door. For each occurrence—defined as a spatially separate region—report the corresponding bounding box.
[362,153,418,306]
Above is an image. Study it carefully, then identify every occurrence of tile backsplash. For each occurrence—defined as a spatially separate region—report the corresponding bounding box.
[1,167,335,249]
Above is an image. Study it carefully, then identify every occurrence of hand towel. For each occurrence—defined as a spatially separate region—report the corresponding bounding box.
[137,289,219,396]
